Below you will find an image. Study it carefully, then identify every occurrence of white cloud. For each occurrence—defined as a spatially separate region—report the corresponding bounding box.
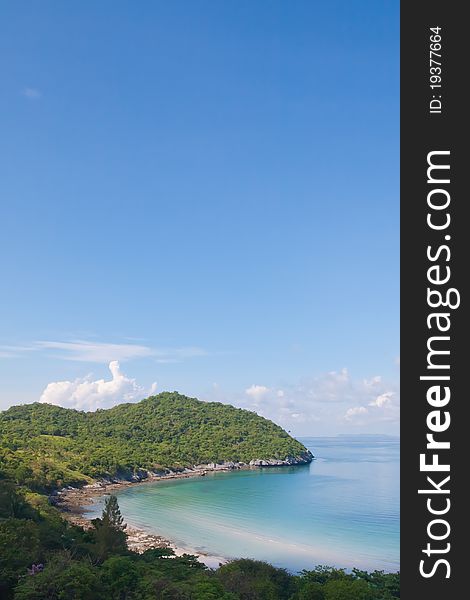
[245,384,270,402]
[363,375,382,388]
[206,367,399,435]
[305,368,353,403]
[369,392,394,407]
[1,339,208,368]
[344,392,399,426]
[39,361,157,411]
[31,340,207,364]
[345,406,368,420]
[0,344,36,358]
[22,87,42,99]
[35,340,155,363]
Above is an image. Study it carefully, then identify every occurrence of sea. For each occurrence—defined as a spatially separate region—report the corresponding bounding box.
[87,435,399,573]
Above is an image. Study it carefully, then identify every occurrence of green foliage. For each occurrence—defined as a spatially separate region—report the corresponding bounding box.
[352,569,400,600]
[298,566,350,586]
[0,398,399,599]
[0,482,400,600]
[99,555,139,599]
[0,482,37,519]
[217,559,295,599]
[295,581,325,600]
[101,494,127,531]
[90,495,128,562]
[0,518,41,598]
[294,566,400,600]
[13,552,102,600]
[323,578,375,600]
[0,393,312,491]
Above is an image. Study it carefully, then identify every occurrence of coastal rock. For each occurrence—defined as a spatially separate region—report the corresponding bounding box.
[223,462,237,469]
[54,453,313,499]
[126,528,171,554]
[248,452,313,467]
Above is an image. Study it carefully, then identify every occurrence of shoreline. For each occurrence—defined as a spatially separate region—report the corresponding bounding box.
[53,457,313,569]
[53,466,240,569]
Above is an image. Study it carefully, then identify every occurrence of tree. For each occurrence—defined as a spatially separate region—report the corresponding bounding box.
[91,495,127,562]
[295,581,326,600]
[324,578,375,600]
[217,559,294,600]
[13,553,102,600]
[0,482,36,519]
[102,495,127,530]
[0,518,41,599]
[299,566,350,586]
[352,569,400,599]
[100,556,138,600]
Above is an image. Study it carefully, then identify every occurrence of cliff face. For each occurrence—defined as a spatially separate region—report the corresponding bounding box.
[0,392,313,490]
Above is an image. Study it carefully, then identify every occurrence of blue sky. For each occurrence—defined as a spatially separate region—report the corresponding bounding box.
[0,1,399,435]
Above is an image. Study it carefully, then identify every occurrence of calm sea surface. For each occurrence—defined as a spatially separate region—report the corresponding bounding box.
[88,435,399,572]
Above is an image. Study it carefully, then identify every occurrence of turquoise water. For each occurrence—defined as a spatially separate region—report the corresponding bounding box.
[88,435,399,572]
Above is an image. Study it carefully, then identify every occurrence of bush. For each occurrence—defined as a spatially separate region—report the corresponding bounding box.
[217,559,294,600]
[13,554,102,600]
[324,578,376,600]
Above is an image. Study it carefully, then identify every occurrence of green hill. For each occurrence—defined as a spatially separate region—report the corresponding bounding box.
[0,392,312,491]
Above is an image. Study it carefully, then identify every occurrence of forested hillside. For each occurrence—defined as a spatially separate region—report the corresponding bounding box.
[0,392,312,491]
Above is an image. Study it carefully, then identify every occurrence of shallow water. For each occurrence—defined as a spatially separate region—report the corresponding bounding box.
[88,435,399,572]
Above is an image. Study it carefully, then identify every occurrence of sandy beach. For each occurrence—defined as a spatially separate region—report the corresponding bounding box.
[53,469,232,569]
